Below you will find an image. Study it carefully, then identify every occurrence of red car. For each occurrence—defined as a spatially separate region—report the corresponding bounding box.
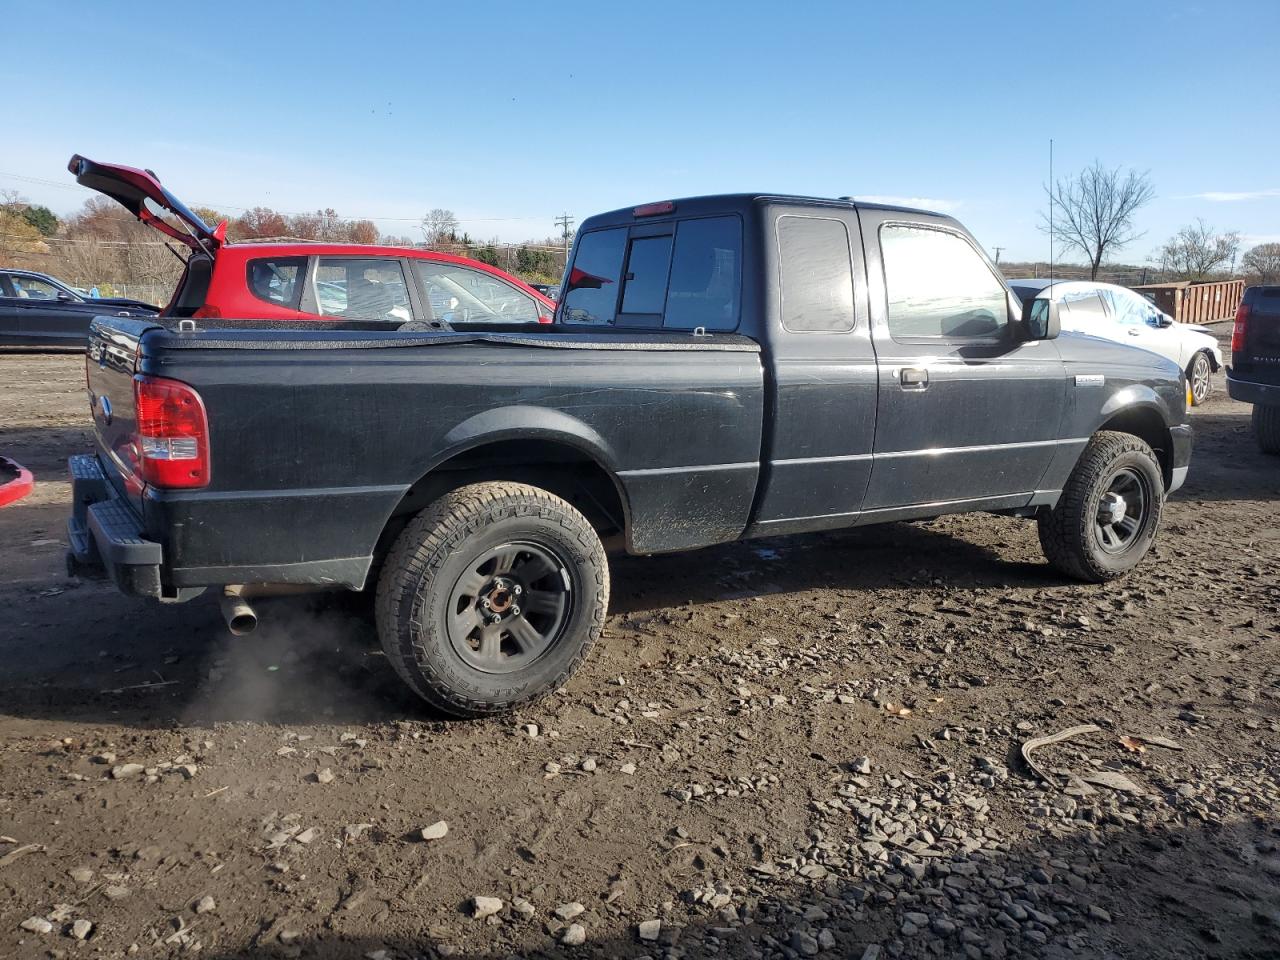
[69,155,555,326]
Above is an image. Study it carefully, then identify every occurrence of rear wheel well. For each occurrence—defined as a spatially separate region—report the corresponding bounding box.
[372,441,628,578]
[1098,408,1172,486]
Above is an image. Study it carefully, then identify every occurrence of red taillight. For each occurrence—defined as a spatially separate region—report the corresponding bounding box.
[133,375,210,488]
[537,313,553,325]
[1232,303,1249,354]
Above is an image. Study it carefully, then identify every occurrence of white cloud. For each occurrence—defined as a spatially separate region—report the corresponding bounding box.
[853,195,961,213]
[1178,188,1280,202]
[1241,233,1280,247]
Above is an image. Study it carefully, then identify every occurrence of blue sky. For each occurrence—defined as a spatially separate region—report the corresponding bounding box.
[3,0,1278,262]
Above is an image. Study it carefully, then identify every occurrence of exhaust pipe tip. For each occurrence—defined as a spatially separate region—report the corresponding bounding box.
[220,595,258,636]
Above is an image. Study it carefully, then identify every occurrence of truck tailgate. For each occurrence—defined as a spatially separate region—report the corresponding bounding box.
[86,316,160,514]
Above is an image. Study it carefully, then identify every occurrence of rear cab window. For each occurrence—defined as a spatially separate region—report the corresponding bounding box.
[560,215,742,331]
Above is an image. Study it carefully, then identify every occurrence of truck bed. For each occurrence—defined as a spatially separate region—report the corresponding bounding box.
[80,317,766,596]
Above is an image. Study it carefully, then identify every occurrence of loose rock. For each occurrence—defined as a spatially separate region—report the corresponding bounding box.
[420,821,449,841]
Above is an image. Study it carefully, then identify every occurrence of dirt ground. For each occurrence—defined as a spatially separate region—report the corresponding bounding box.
[0,332,1276,960]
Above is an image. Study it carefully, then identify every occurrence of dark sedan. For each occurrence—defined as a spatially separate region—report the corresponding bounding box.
[0,269,158,347]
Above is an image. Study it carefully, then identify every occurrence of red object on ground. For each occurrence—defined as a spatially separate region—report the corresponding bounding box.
[0,456,34,507]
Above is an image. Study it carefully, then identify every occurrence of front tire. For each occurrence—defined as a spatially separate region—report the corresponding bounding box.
[1254,404,1280,455]
[1187,351,1213,406]
[1038,431,1164,583]
[376,482,609,717]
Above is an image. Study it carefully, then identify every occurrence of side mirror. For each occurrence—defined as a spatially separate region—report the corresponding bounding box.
[56,292,74,302]
[1021,296,1060,340]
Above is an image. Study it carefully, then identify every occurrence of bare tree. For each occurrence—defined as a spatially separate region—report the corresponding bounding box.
[1158,220,1241,280]
[1241,242,1280,284]
[420,208,459,247]
[1042,162,1154,279]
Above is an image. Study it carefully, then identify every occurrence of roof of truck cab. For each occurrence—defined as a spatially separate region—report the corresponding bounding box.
[578,193,956,230]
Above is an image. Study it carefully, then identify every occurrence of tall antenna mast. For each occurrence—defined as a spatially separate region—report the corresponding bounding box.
[1049,138,1054,284]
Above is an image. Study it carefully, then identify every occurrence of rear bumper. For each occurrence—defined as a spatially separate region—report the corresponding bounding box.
[65,454,200,600]
[1227,370,1280,405]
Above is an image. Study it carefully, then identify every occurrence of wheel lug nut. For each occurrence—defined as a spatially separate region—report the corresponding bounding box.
[511,604,521,616]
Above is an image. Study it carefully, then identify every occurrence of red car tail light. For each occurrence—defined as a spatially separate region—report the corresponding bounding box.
[1231,303,1249,355]
[133,375,210,488]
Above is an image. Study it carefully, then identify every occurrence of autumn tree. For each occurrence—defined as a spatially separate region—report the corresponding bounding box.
[346,219,380,245]
[1158,220,1241,279]
[1043,162,1154,279]
[236,206,289,238]
[1241,243,1280,284]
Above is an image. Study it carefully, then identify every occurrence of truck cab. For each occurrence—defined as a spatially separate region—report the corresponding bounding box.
[558,195,1185,534]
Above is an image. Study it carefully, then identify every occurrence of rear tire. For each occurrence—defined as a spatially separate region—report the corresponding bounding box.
[1038,431,1164,583]
[1254,404,1280,455]
[375,482,609,717]
[1187,351,1213,406]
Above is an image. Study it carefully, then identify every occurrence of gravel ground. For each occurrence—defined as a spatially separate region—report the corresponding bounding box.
[0,332,1276,960]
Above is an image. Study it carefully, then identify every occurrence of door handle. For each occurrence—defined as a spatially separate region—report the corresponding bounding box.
[899,367,928,389]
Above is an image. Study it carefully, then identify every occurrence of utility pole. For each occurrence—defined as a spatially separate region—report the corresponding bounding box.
[992,246,1005,265]
[554,212,575,262]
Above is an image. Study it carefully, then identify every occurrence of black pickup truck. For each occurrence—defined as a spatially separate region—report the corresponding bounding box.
[1227,285,1280,453]
[67,173,1193,716]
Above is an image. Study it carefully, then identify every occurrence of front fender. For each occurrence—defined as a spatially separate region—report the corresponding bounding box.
[1098,384,1174,425]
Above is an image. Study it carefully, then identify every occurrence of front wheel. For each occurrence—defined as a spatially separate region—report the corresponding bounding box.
[1187,351,1213,406]
[376,482,609,717]
[1038,431,1164,583]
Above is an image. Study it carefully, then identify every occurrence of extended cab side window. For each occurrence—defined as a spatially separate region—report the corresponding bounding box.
[880,225,1008,340]
[314,258,412,323]
[777,216,855,333]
